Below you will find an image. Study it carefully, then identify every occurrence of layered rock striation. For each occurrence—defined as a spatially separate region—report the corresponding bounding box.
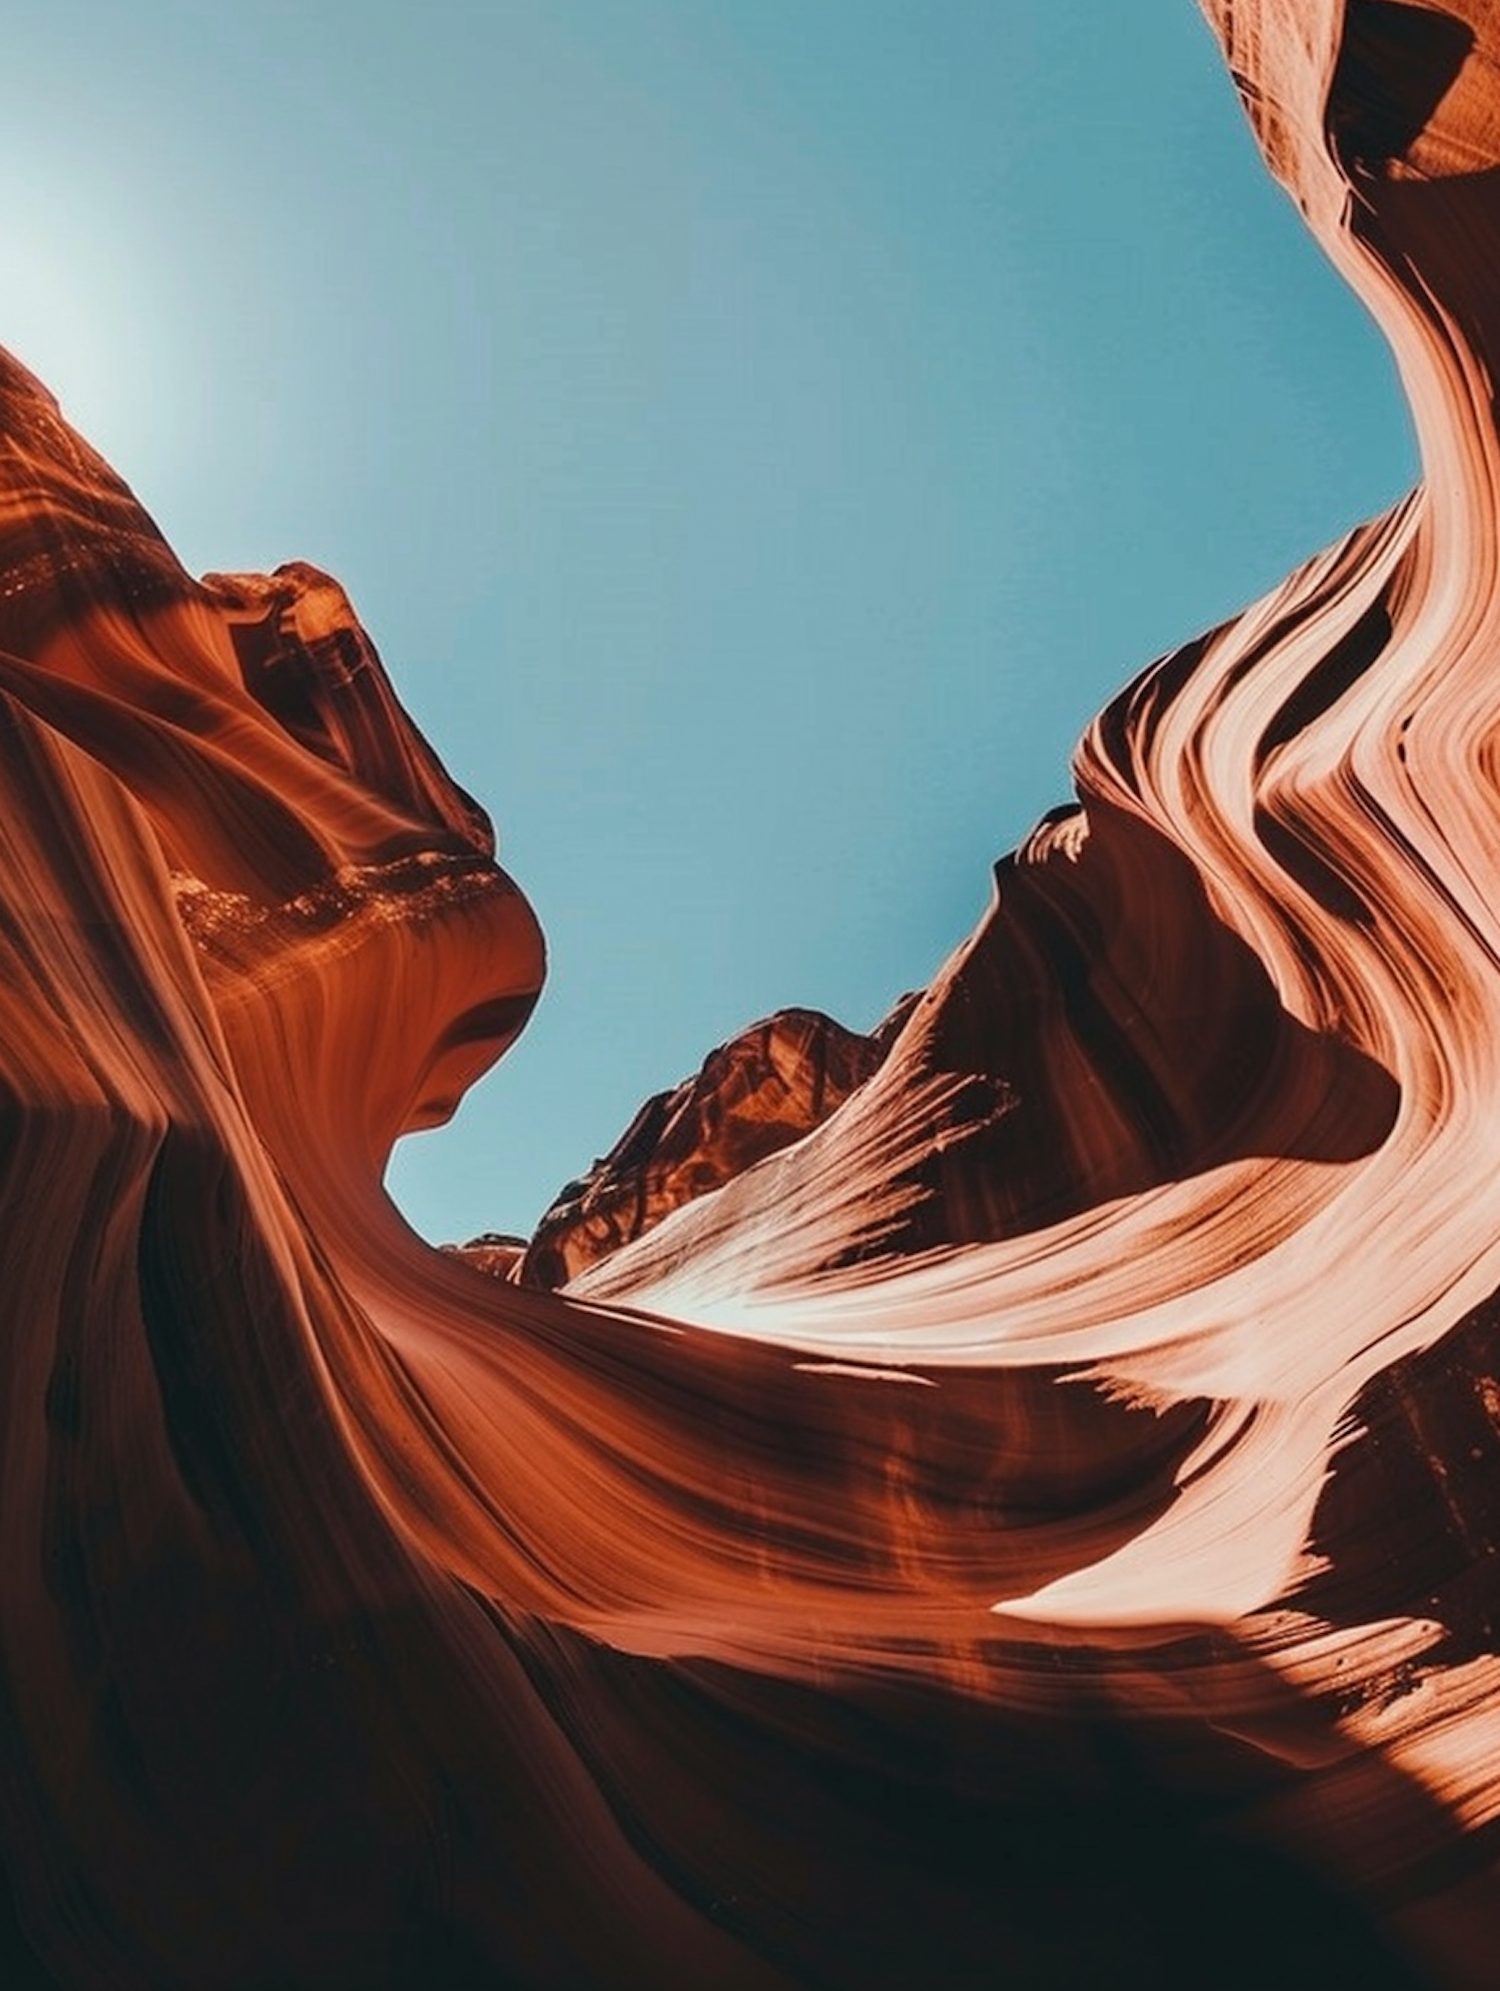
[5,4,1500,1985]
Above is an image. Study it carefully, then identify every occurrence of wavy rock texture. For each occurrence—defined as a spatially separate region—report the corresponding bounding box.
[6,3,1500,1985]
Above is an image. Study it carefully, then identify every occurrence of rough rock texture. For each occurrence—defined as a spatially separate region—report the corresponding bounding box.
[448,1230,530,1279]
[6,4,1500,1985]
[519,1001,916,1288]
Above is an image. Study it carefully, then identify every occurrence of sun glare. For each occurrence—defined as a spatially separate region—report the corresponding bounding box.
[0,199,186,485]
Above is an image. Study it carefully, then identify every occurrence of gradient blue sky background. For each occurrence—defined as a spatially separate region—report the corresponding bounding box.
[3,2,1415,1243]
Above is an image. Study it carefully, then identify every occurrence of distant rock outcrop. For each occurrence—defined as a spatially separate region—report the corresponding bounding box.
[9,4,1500,1986]
[519,1002,914,1288]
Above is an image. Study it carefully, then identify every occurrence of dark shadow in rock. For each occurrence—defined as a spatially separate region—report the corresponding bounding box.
[510,1612,1454,1989]
[1330,3,1474,175]
[833,798,1401,1257]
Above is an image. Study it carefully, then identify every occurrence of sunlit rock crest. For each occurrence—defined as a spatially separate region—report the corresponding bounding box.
[518,1002,917,1288]
[4,3,1500,1984]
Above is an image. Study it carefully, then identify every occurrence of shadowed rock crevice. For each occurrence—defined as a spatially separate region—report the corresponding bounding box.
[1330,4,1475,176]
[8,0,1500,1983]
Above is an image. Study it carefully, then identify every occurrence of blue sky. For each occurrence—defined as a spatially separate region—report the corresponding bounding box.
[2,2,1416,1242]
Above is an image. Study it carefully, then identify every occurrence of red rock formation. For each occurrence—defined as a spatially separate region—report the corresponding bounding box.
[6,4,1500,1984]
[519,1002,915,1288]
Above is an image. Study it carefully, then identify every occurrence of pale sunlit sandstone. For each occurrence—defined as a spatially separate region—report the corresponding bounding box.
[3,5,1500,1984]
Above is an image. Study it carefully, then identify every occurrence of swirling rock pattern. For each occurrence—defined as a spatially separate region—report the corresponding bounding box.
[5,3,1500,1984]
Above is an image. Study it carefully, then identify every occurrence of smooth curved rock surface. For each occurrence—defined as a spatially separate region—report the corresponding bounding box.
[5,4,1500,1984]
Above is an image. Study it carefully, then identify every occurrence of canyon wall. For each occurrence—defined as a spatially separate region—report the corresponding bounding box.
[4,4,1500,1983]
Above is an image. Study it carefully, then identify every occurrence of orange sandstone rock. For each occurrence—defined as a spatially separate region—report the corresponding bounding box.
[6,6,1500,1984]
